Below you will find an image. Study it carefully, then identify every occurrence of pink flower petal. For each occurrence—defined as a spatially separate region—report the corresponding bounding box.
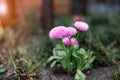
[74,21,89,31]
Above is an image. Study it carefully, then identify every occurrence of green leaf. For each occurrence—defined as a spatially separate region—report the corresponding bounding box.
[83,63,91,70]
[56,50,66,57]
[72,53,79,58]
[75,73,80,79]
[88,56,96,64]
[61,60,67,69]
[78,48,86,54]
[52,45,67,59]
[53,45,66,57]
[47,56,62,63]
[75,69,86,80]
[50,60,58,67]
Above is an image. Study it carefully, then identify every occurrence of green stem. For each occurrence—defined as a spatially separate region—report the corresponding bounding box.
[76,32,80,40]
[62,44,71,71]
[10,48,17,75]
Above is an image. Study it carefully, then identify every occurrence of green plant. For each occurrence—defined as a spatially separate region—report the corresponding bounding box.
[26,37,55,66]
[54,13,120,73]
[47,44,95,80]
[47,22,95,80]
[7,47,41,80]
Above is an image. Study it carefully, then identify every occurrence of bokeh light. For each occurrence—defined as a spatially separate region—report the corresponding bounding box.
[0,2,7,16]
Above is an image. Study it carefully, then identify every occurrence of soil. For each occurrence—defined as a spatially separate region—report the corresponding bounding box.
[0,65,116,80]
[38,66,116,80]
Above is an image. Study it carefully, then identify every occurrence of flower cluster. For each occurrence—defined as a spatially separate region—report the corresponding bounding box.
[47,21,95,80]
[62,37,79,47]
[49,21,89,47]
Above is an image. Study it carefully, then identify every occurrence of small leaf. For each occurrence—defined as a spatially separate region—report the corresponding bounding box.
[50,60,58,67]
[56,50,66,57]
[75,73,80,79]
[78,48,86,54]
[47,56,55,63]
[47,56,62,63]
[53,45,66,57]
[72,53,79,58]
[75,69,86,80]
[88,56,96,64]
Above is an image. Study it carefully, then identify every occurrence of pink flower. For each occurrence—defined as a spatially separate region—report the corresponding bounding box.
[70,38,79,47]
[62,37,71,46]
[49,26,66,39]
[72,14,85,21]
[65,27,77,37]
[74,21,89,31]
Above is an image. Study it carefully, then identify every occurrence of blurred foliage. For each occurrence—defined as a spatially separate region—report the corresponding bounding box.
[0,26,15,47]
[85,13,120,65]
[54,15,73,27]
[7,47,40,80]
[110,68,120,80]
[27,37,55,65]
[13,9,43,46]
[11,8,55,66]
[55,13,120,65]
[0,9,55,77]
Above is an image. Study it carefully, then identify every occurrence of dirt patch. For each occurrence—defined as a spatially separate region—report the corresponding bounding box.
[0,66,116,80]
[39,66,116,80]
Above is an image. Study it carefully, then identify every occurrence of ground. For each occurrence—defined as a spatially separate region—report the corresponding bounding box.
[39,66,115,80]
